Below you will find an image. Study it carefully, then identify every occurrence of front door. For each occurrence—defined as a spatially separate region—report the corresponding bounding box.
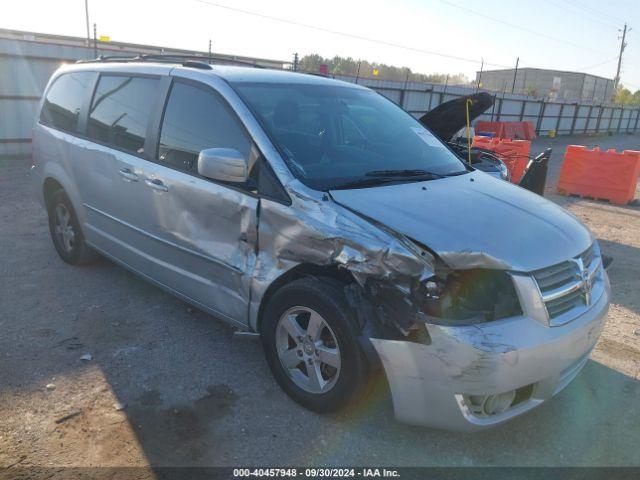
[134,79,259,325]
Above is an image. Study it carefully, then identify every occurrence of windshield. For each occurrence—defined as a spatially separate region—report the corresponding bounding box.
[233,82,468,190]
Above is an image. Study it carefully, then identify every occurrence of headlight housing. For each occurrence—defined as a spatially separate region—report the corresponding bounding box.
[418,269,522,325]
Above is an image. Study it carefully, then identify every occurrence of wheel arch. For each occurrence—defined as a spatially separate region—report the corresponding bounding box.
[39,161,85,225]
[43,177,64,209]
[254,263,356,334]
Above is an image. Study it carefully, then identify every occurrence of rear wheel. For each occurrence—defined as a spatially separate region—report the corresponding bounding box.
[47,189,98,265]
[262,277,368,412]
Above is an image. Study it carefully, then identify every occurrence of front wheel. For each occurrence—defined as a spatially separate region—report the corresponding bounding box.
[261,277,369,413]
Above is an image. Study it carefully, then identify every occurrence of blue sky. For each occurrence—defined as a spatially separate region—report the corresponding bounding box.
[5,0,640,89]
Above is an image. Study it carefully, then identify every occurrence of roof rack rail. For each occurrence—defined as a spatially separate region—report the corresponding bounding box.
[76,53,267,69]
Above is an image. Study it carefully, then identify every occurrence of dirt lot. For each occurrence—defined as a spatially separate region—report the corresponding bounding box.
[1,133,639,473]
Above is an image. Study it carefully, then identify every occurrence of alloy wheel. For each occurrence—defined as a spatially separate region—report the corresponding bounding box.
[275,306,341,394]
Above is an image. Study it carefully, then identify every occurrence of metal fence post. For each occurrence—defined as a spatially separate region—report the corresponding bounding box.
[519,100,526,122]
[633,109,640,133]
[496,97,503,121]
[535,100,546,135]
[595,105,604,133]
[555,103,564,134]
[616,108,623,133]
[427,88,434,111]
[584,105,593,133]
[570,103,579,135]
[607,108,615,133]
[398,89,406,110]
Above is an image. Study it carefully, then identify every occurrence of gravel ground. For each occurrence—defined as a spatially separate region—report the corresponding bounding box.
[1,133,639,472]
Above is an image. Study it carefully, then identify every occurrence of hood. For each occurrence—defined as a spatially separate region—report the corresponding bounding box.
[419,92,494,142]
[329,172,592,272]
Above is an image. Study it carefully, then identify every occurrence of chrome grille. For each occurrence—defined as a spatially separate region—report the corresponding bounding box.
[545,288,584,318]
[532,245,600,322]
[534,261,576,292]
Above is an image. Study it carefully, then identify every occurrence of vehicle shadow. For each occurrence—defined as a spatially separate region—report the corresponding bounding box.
[4,246,640,468]
[597,239,640,317]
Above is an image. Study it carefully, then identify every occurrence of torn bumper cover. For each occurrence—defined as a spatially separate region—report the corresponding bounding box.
[371,271,610,431]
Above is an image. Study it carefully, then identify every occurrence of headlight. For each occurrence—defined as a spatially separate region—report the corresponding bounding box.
[418,269,522,324]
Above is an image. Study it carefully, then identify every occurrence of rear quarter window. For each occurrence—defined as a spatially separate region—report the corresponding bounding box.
[39,71,94,133]
[87,75,160,155]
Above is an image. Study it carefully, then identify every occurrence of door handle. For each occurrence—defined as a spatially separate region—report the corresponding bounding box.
[118,168,139,182]
[144,178,169,192]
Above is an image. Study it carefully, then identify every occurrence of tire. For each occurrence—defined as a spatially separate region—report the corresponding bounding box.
[47,189,98,265]
[261,277,369,413]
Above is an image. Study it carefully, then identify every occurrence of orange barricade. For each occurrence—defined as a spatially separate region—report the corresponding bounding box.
[475,121,536,140]
[557,146,640,205]
[472,136,531,183]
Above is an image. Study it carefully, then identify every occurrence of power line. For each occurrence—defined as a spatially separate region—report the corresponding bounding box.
[191,0,511,68]
[435,0,612,57]
[191,0,640,88]
[540,0,620,30]
[560,0,627,26]
[576,56,620,71]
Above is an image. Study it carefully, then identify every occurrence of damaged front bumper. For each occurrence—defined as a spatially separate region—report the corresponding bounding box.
[371,271,610,431]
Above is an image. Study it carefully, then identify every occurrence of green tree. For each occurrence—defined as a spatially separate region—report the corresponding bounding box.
[297,54,469,85]
[613,84,640,105]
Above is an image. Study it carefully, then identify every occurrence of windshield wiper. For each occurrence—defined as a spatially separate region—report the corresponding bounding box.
[365,169,444,179]
[442,170,469,177]
[331,170,444,190]
[330,177,402,190]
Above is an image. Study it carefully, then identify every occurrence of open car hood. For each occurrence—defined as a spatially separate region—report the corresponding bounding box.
[418,92,494,142]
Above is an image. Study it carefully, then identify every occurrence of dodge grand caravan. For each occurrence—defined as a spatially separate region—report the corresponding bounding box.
[31,58,610,430]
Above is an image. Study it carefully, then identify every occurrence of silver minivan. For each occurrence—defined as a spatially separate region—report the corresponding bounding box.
[31,58,610,431]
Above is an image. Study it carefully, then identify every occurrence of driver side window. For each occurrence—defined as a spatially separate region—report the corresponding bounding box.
[158,81,252,177]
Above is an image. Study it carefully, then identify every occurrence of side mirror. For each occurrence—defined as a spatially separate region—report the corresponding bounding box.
[197,148,248,183]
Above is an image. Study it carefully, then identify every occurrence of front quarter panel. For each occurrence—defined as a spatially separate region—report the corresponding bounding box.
[248,182,435,331]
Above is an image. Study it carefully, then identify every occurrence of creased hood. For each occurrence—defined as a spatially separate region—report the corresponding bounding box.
[330,172,592,272]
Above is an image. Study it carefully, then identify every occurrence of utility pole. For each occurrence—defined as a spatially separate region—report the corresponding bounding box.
[511,57,519,94]
[614,23,629,91]
[292,52,299,71]
[476,58,484,92]
[93,23,97,58]
[84,0,91,47]
[208,39,212,64]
